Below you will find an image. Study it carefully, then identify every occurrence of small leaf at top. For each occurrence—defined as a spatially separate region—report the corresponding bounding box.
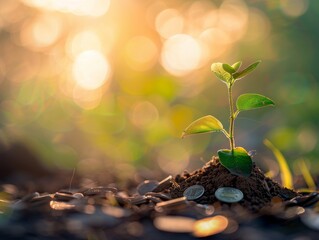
[182,115,224,138]
[231,61,242,71]
[236,93,275,111]
[222,64,236,74]
[218,147,252,177]
[233,60,261,80]
[211,63,233,84]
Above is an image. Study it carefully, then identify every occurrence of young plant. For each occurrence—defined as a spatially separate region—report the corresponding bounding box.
[182,61,274,177]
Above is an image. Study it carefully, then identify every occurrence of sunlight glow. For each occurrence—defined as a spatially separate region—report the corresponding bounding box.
[199,28,231,61]
[20,14,62,49]
[125,36,158,71]
[68,31,103,57]
[72,50,111,90]
[218,0,248,42]
[22,0,111,17]
[161,34,201,76]
[72,87,104,110]
[155,9,184,39]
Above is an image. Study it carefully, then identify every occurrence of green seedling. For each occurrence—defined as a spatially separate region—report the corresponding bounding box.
[182,60,274,177]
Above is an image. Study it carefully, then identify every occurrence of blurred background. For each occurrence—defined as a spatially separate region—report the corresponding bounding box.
[0,0,318,189]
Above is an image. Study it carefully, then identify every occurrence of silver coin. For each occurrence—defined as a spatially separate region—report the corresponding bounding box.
[155,196,188,212]
[214,187,244,203]
[136,180,159,195]
[153,175,173,192]
[183,185,205,200]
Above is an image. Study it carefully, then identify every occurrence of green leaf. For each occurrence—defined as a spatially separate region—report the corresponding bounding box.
[182,115,224,138]
[222,64,236,74]
[233,60,261,80]
[218,147,252,177]
[211,63,233,84]
[231,61,242,71]
[236,93,275,111]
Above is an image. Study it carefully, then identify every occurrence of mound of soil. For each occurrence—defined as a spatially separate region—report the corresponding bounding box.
[168,157,298,211]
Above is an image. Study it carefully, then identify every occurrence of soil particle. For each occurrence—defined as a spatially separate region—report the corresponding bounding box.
[168,157,298,212]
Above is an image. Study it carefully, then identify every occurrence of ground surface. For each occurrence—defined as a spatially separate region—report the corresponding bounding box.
[1,158,319,239]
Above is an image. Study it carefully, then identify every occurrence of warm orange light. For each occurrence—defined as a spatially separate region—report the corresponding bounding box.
[155,9,184,39]
[68,31,103,58]
[22,0,111,17]
[218,0,248,42]
[72,50,111,90]
[72,86,104,110]
[199,28,231,62]
[20,14,62,50]
[125,36,158,71]
[193,215,229,237]
[161,34,201,76]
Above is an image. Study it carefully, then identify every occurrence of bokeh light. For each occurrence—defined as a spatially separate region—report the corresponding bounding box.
[125,36,158,71]
[68,31,103,57]
[20,13,62,50]
[193,215,229,237]
[22,0,111,17]
[72,50,111,90]
[155,9,184,39]
[0,0,317,184]
[161,34,202,76]
[280,0,309,17]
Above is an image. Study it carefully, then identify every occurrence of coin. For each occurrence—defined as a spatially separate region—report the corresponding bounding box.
[153,176,173,192]
[183,185,205,200]
[214,187,244,203]
[82,187,118,196]
[155,197,188,212]
[136,180,159,195]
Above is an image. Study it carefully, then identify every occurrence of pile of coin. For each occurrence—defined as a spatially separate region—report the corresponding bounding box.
[2,177,319,239]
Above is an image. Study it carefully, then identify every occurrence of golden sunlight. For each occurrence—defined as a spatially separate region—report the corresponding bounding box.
[161,34,201,76]
[72,50,111,90]
[68,31,103,58]
[125,36,158,71]
[22,0,111,17]
[155,9,184,39]
[20,13,62,50]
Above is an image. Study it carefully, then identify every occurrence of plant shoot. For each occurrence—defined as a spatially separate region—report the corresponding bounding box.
[182,61,274,177]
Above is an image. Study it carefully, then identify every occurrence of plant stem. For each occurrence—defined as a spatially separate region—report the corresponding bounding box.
[228,84,235,151]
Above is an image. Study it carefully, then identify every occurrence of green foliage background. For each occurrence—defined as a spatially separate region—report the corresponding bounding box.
[0,0,318,180]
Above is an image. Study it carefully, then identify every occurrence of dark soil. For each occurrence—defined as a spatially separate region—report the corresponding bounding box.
[168,157,298,211]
